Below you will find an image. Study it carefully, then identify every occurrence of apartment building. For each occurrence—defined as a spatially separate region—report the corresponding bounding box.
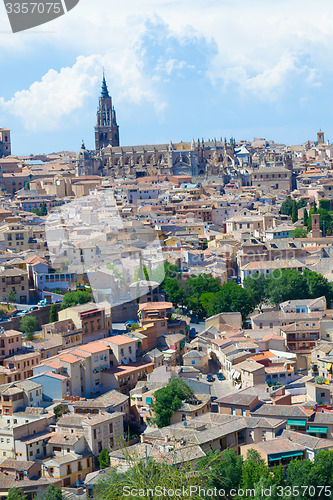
[280,321,320,354]
[0,266,29,303]
[58,302,112,343]
[0,351,41,384]
[42,318,83,348]
[55,411,124,455]
[0,330,23,360]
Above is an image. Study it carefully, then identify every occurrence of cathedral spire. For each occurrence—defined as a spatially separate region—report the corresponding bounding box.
[101,71,110,98]
[95,71,119,151]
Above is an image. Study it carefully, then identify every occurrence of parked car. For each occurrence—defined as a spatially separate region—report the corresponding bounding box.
[217,373,224,381]
[206,373,214,382]
[29,306,39,312]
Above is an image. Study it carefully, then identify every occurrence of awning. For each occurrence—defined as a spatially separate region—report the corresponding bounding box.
[307,427,328,435]
[287,419,307,427]
[281,452,303,459]
[269,451,303,461]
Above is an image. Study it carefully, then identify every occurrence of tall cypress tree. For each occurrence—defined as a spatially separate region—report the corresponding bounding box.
[291,201,298,223]
[303,208,308,227]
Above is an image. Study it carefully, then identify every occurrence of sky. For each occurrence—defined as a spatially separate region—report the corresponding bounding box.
[0,0,333,155]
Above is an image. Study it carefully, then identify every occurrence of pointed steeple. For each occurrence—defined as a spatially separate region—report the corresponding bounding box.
[101,71,110,98]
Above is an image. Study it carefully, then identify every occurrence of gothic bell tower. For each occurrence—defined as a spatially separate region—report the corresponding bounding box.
[95,73,119,152]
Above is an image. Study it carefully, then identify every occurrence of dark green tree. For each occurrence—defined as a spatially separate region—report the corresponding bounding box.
[152,379,193,428]
[319,199,331,211]
[267,269,308,304]
[243,273,268,309]
[49,304,58,323]
[99,448,111,469]
[303,208,308,227]
[291,200,298,223]
[280,198,294,216]
[40,202,48,216]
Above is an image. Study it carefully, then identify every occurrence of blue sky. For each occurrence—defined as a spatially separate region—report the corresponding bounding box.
[0,0,333,154]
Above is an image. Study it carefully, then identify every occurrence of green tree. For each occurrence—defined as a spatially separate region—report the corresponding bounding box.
[152,379,193,428]
[303,208,308,227]
[296,198,307,210]
[291,228,307,238]
[319,199,331,211]
[241,449,270,496]
[243,273,268,309]
[303,269,332,301]
[310,450,333,488]
[198,449,243,492]
[7,289,17,303]
[20,315,38,341]
[291,200,298,223]
[267,269,308,305]
[35,485,63,500]
[61,291,92,309]
[40,202,48,216]
[286,459,314,500]
[280,198,294,216]
[96,459,207,500]
[8,489,27,500]
[53,404,64,419]
[99,448,111,469]
[49,304,58,323]
[162,278,185,307]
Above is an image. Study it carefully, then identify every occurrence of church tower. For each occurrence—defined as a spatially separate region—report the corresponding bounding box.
[95,73,119,152]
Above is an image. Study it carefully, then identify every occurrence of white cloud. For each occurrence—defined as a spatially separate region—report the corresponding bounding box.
[2,0,333,131]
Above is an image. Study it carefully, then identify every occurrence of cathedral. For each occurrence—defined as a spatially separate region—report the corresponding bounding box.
[91,75,293,186]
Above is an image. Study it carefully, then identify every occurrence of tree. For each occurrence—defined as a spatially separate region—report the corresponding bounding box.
[7,290,17,303]
[280,198,294,216]
[319,199,331,211]
[267,269,307,305]
[243,273,268,310]
[8,489,27,500]
[303,208,308,227]
[53,404,64,419]
[20,315,38,340]
[35,485,63,500]
[286,459,314,500]
[303,269,332,301]
[198,449,243,492]
[40,202,48,216]
[49,304,58,323]
[99,448,111,469]
[152,379,193,428]
[291,200,298,223]
[61,291,92,309]
[291,228,307,238]
[241,449,269,493]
